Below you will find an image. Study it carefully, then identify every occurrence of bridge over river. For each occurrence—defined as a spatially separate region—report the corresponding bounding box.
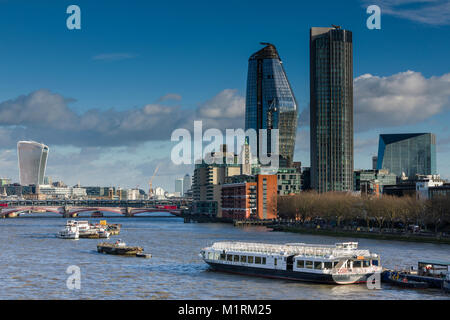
[0,199,190,218]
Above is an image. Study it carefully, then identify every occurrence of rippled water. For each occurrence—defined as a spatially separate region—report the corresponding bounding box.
[1,214,449,300]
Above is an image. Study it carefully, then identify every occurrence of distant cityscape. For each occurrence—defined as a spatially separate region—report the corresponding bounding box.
[1,26,449,219]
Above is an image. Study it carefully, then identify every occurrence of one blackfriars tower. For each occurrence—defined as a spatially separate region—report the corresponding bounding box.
[310,26,354,193]
[245,43,298,168]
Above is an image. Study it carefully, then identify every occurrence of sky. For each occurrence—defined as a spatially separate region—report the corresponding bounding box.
[0,0,449,192]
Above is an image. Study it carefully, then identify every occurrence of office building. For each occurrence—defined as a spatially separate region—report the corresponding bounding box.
[277,167,302,195]
[377,133,437,178]
[0,178,11,186]
[175,178,184,197]
[372,156,378,170]
[183,174,191,196]
[192,146,242,217]
[17,141,49,186]
[354,169,397,196]
[245,43,298,167]
[222,174,278,220]
[310,26,354,193]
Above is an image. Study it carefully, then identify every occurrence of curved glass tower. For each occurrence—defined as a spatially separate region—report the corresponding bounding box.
[17,141,49,186]
[245,43,298,168]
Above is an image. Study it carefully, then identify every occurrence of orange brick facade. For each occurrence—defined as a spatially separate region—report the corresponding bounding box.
[256,175,277,220]
[221,174,277,220]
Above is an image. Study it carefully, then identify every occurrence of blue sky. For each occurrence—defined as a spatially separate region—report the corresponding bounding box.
[0,0,449,191]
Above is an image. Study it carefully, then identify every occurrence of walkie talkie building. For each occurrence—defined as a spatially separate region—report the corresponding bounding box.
[244,43,298,168]
[17,141,49,186]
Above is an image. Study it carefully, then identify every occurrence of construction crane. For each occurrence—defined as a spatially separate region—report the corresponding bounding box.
[148,164,160,198]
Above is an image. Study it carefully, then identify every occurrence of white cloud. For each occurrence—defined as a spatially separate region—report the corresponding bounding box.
[197,89,245,119]
[354,71,450,131]
[0,89,246,148]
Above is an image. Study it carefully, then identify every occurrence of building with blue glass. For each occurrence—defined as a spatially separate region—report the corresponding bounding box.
[310,27,354,193]
[244,43,298,168]
[377,133,437,178]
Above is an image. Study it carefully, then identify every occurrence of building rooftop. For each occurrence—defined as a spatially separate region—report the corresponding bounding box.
[249,43,280,61]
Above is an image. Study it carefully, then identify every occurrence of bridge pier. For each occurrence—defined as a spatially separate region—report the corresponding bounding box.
[125,207,133,217]
[62,206,73,218]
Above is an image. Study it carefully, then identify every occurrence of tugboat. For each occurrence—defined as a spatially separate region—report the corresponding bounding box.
[382,260,450,289]
[57,225,79,239]
[200,242,382,285]
[97,239,144,256]
[385,271,429,289]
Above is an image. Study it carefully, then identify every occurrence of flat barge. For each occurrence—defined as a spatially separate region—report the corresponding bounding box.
[97,240,146,256]
[200,241,382,285]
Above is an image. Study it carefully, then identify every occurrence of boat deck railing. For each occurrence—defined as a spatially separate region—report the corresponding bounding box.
[210,242,371,258]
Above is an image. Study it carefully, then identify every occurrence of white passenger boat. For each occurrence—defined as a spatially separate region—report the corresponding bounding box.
[57,225,79,239]
[200,242,382,285]
[66,220,91,233]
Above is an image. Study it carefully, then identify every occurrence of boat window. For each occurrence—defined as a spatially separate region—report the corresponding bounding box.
[372,259,379,266]
[220,253,226,261]
[314,261,322,270]
[324,262,333,269]
[274,258,277,266]
[353,261,362,268]
[305,261,313,269]
[297,260,304,268]
[240,255,247,263]
[262,257,266,265]
[233,255,239,262]
[363,260,370,268]
[214,253,219,260]
[208,252,213,259]
[255,257,262,264]
[248,256,254,263]
[227,255,233,261]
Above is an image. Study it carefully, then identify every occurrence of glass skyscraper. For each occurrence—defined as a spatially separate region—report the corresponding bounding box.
[377,133,437,178]
[310,27,354,193]
[244,43,298,168]
[17,141,49,186]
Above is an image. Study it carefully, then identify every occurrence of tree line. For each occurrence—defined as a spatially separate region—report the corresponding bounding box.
[277,192,450,233]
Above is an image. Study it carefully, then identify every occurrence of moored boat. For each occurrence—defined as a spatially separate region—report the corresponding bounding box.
[382,260,450,289]
[385,271,429,289]
[443,273,450,293]
[97,239,143,256]
[57,225,79,239]
[200,241,382,285]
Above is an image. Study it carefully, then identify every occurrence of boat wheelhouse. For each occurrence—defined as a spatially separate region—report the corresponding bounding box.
[200,241,382,285]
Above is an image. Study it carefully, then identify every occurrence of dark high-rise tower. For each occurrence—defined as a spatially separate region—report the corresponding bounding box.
[245,43,298,168]
[310,27,354,193]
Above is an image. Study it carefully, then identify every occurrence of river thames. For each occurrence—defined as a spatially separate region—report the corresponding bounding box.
[1,214,449,300]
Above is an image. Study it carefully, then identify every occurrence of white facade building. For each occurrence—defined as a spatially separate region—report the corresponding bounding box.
[125,189,141,200]
[17,141,49,186]
[416,175,444,200]
[38,185,87,199]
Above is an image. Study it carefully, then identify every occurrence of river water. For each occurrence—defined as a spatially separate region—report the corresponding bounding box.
[0,214,449,300]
